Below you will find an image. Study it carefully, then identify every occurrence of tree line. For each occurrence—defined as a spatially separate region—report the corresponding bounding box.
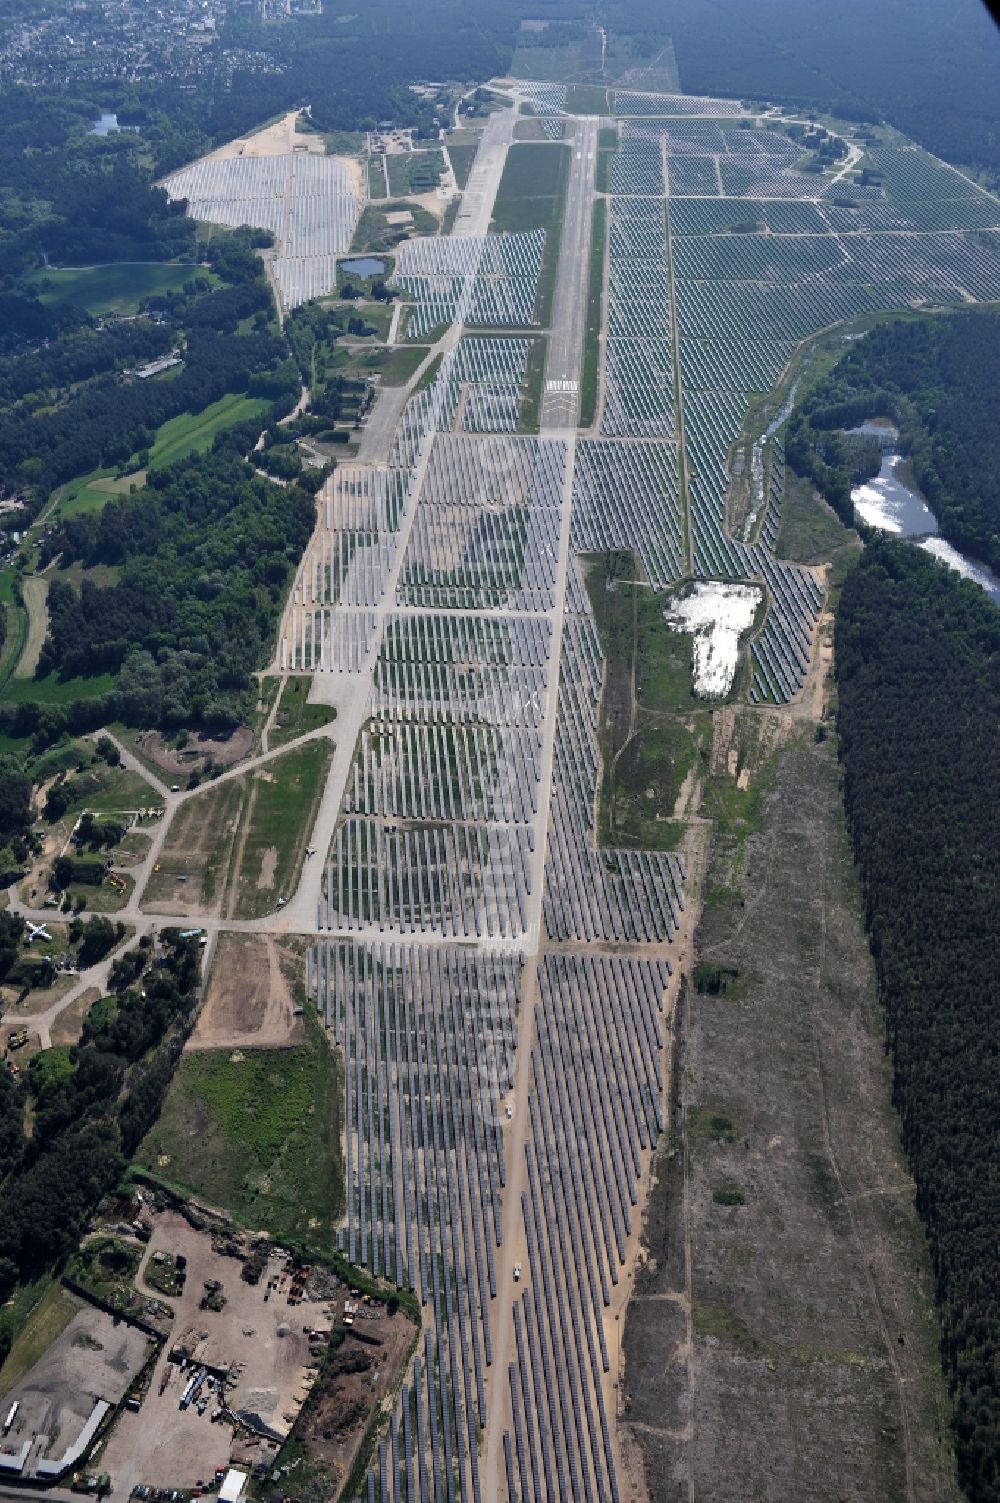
[0,931,202,1361]
[835,538,1000,1503]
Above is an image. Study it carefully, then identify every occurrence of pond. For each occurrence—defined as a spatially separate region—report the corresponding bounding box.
[852,452,1000,605]
[851,452,938,538]
[340,256,386,278]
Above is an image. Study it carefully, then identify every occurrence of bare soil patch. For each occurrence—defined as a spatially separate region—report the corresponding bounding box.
[623,737,961,1503]
[257,845,278,888]
[137,726,254,780]
[49,986,102,1048]
[286,1307,419,1503]
[189,934,303,1051]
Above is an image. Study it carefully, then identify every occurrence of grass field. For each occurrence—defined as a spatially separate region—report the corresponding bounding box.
[57,468,139,520]
[491,144,570,327]
[229,738,332,919]
[519,337,548,433]
[352,201,439,254]
[341,344,428,386]
[58,761,163,817]
[586,555,705,847]
[0,566,28,693]
[1,670,116,705]
[447,143,478,189]
[25,262,211,316]
[387,149,445,197]
[580,197,607,429]
[50,393,265,523]
[269,676,337,749]
[368,154,388,199]
[135,1016,344,1253]
[148,392,267,470]
[566,84,611,115]
[143,738,331,919]
[142,778,245,914]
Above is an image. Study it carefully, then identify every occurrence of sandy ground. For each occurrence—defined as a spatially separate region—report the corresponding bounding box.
[207,110,323,160]
[187,109,365,203]
[188,933,303,1050]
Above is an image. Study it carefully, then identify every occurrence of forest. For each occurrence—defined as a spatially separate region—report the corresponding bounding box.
[0,931,202,1361]
[835,540,1000,1503]
[29,449,317,730]
[785,309,1000,573]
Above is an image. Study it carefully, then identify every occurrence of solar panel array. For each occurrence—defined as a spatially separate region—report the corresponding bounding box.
[279,342,541,672]
[162,151,359,309]
[394,230,546,338]
[600,106,1000,702]
[271,89,1000,1503]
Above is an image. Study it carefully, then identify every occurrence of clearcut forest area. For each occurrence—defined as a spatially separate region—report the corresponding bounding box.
[0,4,999,1503]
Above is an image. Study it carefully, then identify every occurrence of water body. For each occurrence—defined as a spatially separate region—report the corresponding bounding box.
[852,452,1000,604]
[340,256,386,278]
[852,452,939,537]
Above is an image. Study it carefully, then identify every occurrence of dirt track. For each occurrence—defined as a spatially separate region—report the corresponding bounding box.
[187,933,303,1050]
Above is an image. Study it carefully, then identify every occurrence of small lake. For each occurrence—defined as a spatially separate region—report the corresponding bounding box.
[852,452,939,538]
[852,452,1000,604]
[339,256,386,278]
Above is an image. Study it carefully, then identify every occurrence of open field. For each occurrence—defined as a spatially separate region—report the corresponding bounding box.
[268,675,337,748]
[142,778,244,915]
[623,733,961,1503]
[14,574,48,679]
[56,467,141,520]
[147,392,267,470]
[24,261,208,315]
[136,1018,343,1252]
[585,555,706,848]
[142,739,330,918]
[351,200,438,254]
[387,149,446,197]
[0,566,27,691]
[1,669,116,704]
[189,933,304,1050]
[224,738,332,919]
[446,142,478,188]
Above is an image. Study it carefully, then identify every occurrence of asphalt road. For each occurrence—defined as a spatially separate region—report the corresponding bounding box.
[539,114,599,431]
